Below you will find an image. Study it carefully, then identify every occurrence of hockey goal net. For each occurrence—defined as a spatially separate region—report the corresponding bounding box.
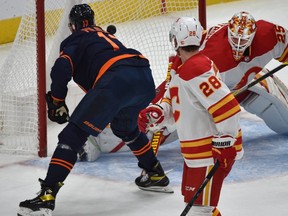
[0,0,206,157]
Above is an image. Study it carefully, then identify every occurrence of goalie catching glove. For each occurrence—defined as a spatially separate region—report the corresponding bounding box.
[138,104,164,133]
[45,91,69,124]
[211,135,237,171]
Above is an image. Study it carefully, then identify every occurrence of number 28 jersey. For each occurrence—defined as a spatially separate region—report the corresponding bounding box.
[160,53,243,167]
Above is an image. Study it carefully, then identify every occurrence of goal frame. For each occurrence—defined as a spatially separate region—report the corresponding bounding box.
[36,0,47,157]
[35,0,207,157]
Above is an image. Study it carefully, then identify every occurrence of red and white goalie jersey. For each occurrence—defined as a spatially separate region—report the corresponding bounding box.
[159,53,243,168]
[200,20,288,134]
[200,20,288,91]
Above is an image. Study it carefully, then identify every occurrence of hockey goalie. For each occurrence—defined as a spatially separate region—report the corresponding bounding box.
[79,11,288,162]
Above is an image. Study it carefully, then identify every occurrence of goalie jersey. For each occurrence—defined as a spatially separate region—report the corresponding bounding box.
[160,53,243,168]
[200,20,288,91]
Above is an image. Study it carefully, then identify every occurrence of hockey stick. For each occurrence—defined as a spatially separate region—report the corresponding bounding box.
[180,63,288,215]
[149,57,174,154]
[151,129,164,154]
[180,160,220,216]
[233,62,288,96]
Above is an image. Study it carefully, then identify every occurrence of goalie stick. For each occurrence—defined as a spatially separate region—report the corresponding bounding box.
[233,62,288,96]
[150,63,288,155]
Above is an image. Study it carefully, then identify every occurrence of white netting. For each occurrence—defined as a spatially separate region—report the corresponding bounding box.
[0,0,200,156]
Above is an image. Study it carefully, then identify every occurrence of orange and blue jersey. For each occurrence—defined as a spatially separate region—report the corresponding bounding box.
[50,26,147,101]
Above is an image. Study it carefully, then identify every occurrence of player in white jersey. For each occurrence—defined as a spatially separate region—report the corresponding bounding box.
[143,11,288,150]
[79,11,288,161]
[138,17,243,216]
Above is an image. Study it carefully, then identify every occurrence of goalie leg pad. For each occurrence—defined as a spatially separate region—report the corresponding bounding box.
[241,80,288,134]
[78,136,102,162]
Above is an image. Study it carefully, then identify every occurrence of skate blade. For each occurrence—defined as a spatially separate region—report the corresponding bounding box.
[17,207,52,216]
[165,169,173,175]
[138,185,174,193]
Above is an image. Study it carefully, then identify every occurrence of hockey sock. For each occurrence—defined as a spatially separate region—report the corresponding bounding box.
[44,122,89,186]
[44,145,78,186]
[127,132,158,171]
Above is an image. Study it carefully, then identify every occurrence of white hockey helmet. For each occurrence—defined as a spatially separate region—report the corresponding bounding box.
[228,11,257,60]
[169,17,203,50]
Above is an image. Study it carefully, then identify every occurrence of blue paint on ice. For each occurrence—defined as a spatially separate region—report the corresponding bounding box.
[24,117,288,186]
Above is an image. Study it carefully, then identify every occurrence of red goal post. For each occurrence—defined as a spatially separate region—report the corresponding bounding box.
[0,0,206,157]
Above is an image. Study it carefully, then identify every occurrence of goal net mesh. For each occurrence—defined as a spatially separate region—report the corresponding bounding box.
[0,0,200,156]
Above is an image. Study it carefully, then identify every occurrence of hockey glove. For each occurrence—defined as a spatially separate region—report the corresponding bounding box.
[211,136,236,171]
[45,91,69,124]
[138,104,164,133]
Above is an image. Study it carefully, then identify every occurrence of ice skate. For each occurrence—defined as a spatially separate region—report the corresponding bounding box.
[17,179,63,216]
[135,161,174,193]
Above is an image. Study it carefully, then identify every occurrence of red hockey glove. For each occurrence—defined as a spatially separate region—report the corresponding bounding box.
[46,91,69,124]
[138,104,164,133]
[211,136,236,171]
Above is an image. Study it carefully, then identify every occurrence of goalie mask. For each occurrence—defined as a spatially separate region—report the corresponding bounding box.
[69,4,95,32]
[228,11,257,61]
[169,17,203,50]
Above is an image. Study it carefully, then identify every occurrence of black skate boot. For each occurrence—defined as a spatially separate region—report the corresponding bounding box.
[135,161,173,193]
[17,178,64,216]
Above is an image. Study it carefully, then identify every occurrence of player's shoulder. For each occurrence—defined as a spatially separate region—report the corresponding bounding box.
[256,20,285,35]
[60,31,84,51]
[178,53,212,81]
[200,23,228,48]
[204,23,227,39]
[256,20,276,28]
[254,20,285,44]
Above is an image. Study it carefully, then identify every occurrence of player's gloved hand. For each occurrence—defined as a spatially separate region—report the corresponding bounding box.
[45,91,69,124]
[211,135,237,171]
[138,104,164,133]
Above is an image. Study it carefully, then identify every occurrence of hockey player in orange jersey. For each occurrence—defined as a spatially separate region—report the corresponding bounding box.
[138,16,243,216]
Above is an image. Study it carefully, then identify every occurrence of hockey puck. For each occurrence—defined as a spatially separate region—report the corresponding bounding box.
[106,25,117,34]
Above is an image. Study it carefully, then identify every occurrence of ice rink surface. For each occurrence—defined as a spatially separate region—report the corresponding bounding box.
[1,0,288,215]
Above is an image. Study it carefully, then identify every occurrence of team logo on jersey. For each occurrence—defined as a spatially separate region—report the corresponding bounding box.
[185,186,196,191]
[244,56,250,62]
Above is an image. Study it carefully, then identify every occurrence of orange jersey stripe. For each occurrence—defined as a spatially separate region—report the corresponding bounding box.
[60,54,74,76]
[92,54,146,88]
[181,137,213,160]
[208,93,241,123]
[97,31,119,51]
[182,151,213,160]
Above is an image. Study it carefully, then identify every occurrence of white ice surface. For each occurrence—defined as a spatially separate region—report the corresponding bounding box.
[1,0,288,215]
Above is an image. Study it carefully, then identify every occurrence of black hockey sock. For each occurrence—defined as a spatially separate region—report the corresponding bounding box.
[44,122,90,186]
[44,145,78,186]
[127,132,158,171]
